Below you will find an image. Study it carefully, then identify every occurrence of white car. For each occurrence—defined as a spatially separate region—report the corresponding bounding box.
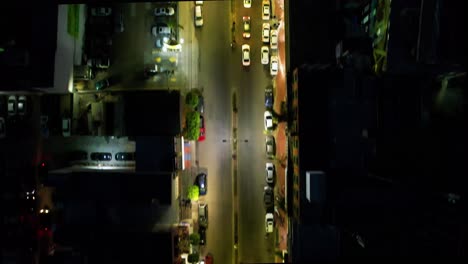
[244,0,252,8]
[264,110,273,130]
[195,5,203,27]
[242,44,250,66]
[265,213,274,233]
[270,55,278,76]
[261,46,269,65]
[270,29,278,50]
[266,162,274,184]
[262,23,270,43]
[154,7,175,16]
[243,16,251,39]
[262,1,270,20]
[17,95,27,116]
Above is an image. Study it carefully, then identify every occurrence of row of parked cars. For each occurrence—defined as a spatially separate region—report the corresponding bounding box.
[69,151,136,162]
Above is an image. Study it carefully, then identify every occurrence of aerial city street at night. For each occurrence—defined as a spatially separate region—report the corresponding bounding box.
[1,0,467,263]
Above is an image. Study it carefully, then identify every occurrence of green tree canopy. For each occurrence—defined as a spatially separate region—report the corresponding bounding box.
[189,233,200,245]
[185,91,199,110]
[187,185,200,201]
[185,111,200,140]
[188,253,200,263]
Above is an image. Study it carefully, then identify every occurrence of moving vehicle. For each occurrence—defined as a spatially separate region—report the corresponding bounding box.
[265,213,274,233]
[265,86,273,107]
[266,162,274,184]
[196,173,207,195]
[198,115,206,141]
[243,16,251,39]
[270,29,278,50]
[264,110,273,130]
[264,186,273,208]
[154,7,175,16]
[261,46,269,65]
[262,1,270,20]
[262,23,270,43]
[115,152,135,161]
[270,55,278,76]
[265,135,276,158]
[242,44,250,66]
[195,5,203,27]
[90,152,112,161]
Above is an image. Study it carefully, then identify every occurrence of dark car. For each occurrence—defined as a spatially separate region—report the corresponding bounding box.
[199,226,206,245]
[265,135,275,159]
[69,151,88,161]
[265,86,273,108]
[263,186,273,209]
[95,76,119,90]
[90,152,112,161]
[196,95,204,114]
[195,173,207,195]
[115,152,135,161]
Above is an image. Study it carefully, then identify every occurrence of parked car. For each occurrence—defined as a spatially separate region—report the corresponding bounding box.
[198,202,208,227]
[243,16,251,39]
[262,23,270,43]
[261,46,269,65]
[69,151,88,162]
[7,95,16,116]
[270,55,278,76]
[151,24,171,36]
[265,135,276,158]
[270,29,278,50]
[198,115,206,141]
[244,0,251,8]
[17,95,27,116]
[90,152,112,161]
[265,213,274,233]
[265,86,273,108]
[195,5,203,27]
[115,152,135,161]
[202,254,213,264]
[91,7,112,16]
[196,173,207,195]
[0,117,5,138]
[264,110,273,130]
[62,118,71,137]
[154,7,175,16]
[95,76,119,90]
[242,44,250,66]
[199,226,207,245]
[196,95,205,114]
[266,162,275,184]
[263,186,273,208]
[262,0,270,20]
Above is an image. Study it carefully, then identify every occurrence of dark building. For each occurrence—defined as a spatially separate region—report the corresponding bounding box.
[123,91,181,137]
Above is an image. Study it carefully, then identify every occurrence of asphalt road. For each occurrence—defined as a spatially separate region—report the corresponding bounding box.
[194,1,234,263]
[234,1,276,263]
[194,0,275,263]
